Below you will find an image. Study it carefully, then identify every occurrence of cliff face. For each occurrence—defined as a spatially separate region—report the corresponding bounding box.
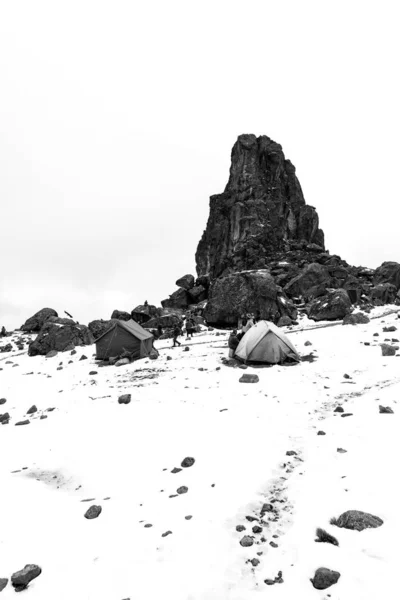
[195,134,325,279]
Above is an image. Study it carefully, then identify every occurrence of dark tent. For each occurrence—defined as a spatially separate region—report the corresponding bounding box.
[95,319,154,361]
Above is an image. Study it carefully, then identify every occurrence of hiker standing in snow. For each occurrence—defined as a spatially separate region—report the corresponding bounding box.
[186,316,195,339]
[172,324,181,347]
[228,330,240,358]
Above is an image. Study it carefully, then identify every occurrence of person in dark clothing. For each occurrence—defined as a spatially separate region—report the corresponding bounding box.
[172,324,181,347]
[228,329,240,358]
[186,317,195,339]
[156,325,163,339]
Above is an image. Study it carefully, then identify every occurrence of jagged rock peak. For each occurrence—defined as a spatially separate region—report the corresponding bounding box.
[196,134,325,279]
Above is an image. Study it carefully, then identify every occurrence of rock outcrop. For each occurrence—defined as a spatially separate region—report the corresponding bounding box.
[160,134,400,326]
[29,319,94,356]
[196,134,324,280]
[21,308,58,332]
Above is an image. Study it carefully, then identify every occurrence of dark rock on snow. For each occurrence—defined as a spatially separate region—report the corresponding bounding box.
[311,567,340,590]
[181,457,195,468]
[15,420,30,426]
[0,412,10,424]
[27,405,37,414]
[379,405,394,414]
[0,578,8,592]
[381,343,398,356]
[11,564,42,591]
[307,289,351,321]
[315,528,339,546]
[343,312,370,325]
[118,394,131,405]
[239,374,259,383]
[332,510,383,531]
[0,398,6,405]
[84,505,102,519]
[161,288,190,310]
[239,535,254,547]
[21,307,58,332]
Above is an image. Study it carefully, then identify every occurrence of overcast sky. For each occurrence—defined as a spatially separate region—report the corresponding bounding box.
[1,1,399,329]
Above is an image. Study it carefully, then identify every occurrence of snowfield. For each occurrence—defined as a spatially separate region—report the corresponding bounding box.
[1,307,400,599]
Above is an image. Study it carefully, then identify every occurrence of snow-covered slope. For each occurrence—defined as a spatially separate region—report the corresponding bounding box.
[1,308,399,599]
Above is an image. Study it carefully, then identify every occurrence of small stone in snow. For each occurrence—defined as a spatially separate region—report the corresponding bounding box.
[27,405,37,414]
[334,406,344,413]
[118,394,131,404]
[240,535,254,547]
[89,371,98,375]
[252,525,263,534]
[171,467,182,474]
[161,530,172,537]
[317,430,326,435]
[0,398,6,405]
[341,413,353,418]
[269,541,278,548]
[239,374,259,383]
[181,457,195,468]
[343,373,351,379]
[167,356,172,360]
[184,346,190,351]
[177,486,188,494]
[15,420,30,426]
[379,405,394,414]
[0,579,8,592]
[250,558,260,567]
[79,355,88,361]
[40,415,48,420]
[45,350,58,358]
[304,340,312,346]
[337,448,347,453]
[286,450,297,456]
[311,567,340,590]
[144,523,153,528]
[185,515,192,520]
[238,364,248,369]
[84,505,102,519]
[236,525,246,532]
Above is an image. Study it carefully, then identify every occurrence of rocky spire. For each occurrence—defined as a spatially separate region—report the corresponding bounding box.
[195,134,325,279]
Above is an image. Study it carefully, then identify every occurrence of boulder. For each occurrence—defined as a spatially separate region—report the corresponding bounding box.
[332,510,383,531]
[0,343,12,353]
[239,374,259,383]
[161,288,190,310]
[342,312,370,325]
[110,310,131,321]
[307,289,351,321]
[374,261,400,290]
[143,314,182,329]
[28,321,94,356]
[0,579,8,592]
[175,274,195,290]
[311,568,340,590]
[188,285,208,303]
[88,319,115,340]
[195,134,324,280]
[284,263,331,299]
[277,315,292,327]
[131,304,158,324]
[370,283,397,305]
[204,270,297,327]
[11,565,41,591]
[84,505,102,519]
[21,308,58,332]
[381,343,398,356]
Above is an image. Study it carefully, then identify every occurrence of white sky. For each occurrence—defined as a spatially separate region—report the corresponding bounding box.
[1,0,399,329]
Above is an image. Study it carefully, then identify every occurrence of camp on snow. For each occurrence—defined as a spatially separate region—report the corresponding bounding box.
[95,319,154,361]
[235,320,300,364]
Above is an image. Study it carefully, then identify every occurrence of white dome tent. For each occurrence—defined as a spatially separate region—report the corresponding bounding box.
[235,320,300,364]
